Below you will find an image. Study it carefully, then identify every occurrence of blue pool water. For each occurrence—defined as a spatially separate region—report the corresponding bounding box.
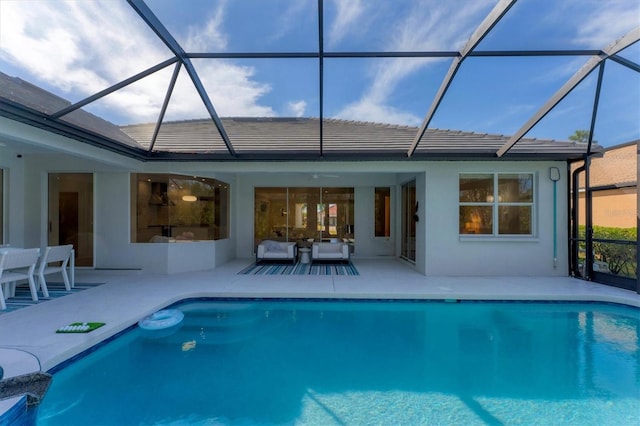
[37,300,639,425]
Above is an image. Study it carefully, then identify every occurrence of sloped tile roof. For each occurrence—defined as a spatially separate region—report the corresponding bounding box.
[0,71,594,160]
[121,117,589,158]
[0,73,143,149]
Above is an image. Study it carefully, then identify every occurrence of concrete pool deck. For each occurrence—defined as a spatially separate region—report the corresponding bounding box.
[0,258,639,390]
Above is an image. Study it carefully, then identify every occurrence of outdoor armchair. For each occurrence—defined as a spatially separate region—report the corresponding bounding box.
[311,242,350,264]
[0,248,41,309]
[256,240,297,265]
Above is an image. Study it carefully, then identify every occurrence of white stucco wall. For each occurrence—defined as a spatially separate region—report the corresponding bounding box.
[424,162,568,276]
[1,120,570,276]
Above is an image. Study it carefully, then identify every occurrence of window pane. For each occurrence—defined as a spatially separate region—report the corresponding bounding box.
[498,206,532,235]
[255,187,354,246]
[288,187,319,242]
[254,188,288,246]
[498,174,533,202]
[375,187,391,237]
[132,174,229,243]
[460,206,493,235]
[460,174,493,202]
[320,188,354,241]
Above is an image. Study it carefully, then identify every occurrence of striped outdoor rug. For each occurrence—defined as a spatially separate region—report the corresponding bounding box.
[0,282,104,314]
[239,262,359,276]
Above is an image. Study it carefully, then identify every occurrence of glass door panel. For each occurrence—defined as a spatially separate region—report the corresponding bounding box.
[288,187,318,243]
[254,187,354,250]
[401,180,416,262]
[254,187,288,248]
[318,188,354,242]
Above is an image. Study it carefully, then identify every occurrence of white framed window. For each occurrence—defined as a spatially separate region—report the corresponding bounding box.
[459,173,535,236]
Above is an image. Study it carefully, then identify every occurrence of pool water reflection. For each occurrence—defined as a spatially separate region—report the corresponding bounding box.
[37,300,640,425]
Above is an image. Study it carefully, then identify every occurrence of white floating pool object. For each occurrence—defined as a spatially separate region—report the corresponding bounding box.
[138,309,184,331]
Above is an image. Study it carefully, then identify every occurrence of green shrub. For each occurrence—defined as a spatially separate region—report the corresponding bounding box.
[578,225,637,277]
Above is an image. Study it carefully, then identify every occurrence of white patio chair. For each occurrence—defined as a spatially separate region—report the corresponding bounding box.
[0,248,41,308]
[37,244,74,293]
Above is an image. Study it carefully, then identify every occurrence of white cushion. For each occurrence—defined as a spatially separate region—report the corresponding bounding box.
[319,244,341,253]
[261,240,281,251]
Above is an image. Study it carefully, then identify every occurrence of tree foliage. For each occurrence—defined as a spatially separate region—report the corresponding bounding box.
[579,225,637,278]
[569,129,592,144]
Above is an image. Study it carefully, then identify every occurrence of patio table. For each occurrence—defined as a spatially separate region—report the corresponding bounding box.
[298,247,311,264]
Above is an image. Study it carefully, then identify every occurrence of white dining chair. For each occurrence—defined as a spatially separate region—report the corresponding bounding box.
[37,244,74,293]
[0,248,41,308]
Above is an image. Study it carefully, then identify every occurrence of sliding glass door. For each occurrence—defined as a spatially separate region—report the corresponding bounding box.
[401,180,416,262]
[254,187,354,248]
[317,188,354,242]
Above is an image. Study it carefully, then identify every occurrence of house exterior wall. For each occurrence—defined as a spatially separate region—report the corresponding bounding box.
[1,119,569,276]
[574,143,637,230]
[574,142,637,229]
[424,161,568,276]
[578,189,636,228]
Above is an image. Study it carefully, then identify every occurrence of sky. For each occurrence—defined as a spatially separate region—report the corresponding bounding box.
[0,0,638,147]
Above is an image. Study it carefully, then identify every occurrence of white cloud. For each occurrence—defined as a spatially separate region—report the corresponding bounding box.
[269,0,315,43]
[338,97,421,126]
[287,101,307,117]
[572,0,640,48]
[333,0,494,126]
[184,1,228,51]
[387,0,493,52]
[157,62,275,121]
[0,1,276,124]
[197,62,275,117]
[326,0,366,47]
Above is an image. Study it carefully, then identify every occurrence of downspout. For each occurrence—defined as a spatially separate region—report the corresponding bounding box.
[584,156,593,281]
[571,162,586,277]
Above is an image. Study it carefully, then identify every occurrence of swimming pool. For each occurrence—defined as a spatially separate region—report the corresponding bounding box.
[36,299,639,425]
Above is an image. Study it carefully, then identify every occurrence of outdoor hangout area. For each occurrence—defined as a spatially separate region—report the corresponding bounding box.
[0,0,638,424]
